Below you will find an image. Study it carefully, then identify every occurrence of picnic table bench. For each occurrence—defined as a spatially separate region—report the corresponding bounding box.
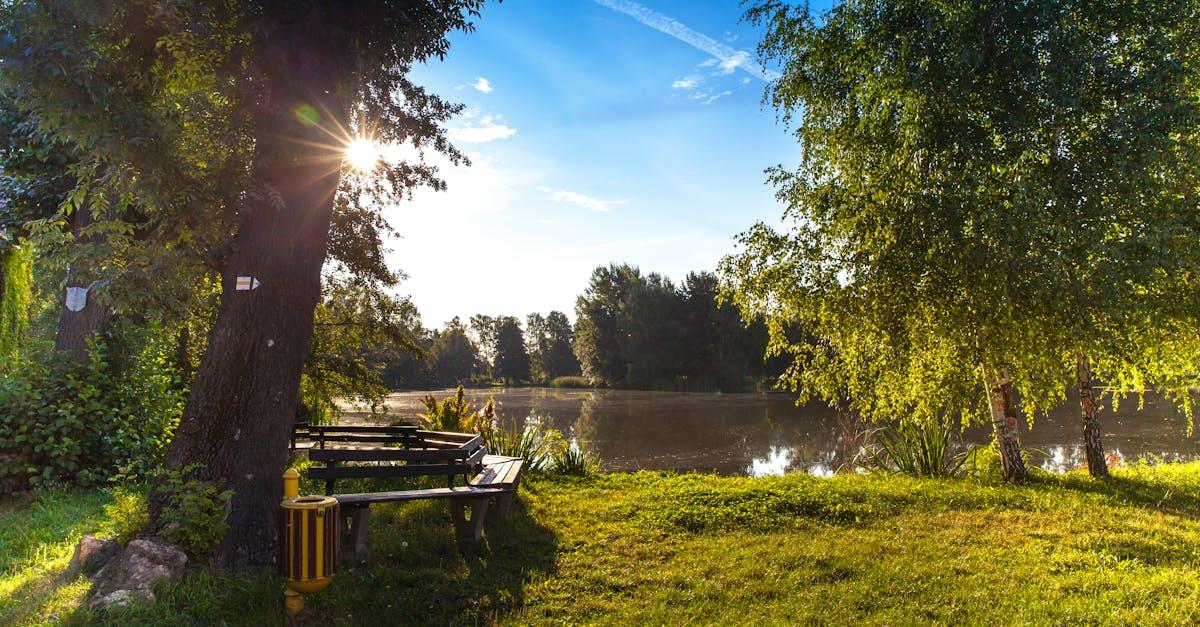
[291,424,524,561]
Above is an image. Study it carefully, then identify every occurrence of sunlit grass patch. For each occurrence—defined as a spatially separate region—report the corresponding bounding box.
[4,462,1200,624]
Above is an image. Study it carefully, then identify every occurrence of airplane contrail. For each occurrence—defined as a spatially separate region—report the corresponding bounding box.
[591,0,781,82]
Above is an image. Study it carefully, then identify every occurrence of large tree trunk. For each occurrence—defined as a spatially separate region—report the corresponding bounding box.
[54,209,114,363]
[984,366,1028,482]
[152,16,348,567]
[1077,353,1108,478]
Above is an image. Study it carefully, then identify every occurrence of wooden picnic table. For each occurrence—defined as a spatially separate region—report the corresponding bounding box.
[290,423,525,561]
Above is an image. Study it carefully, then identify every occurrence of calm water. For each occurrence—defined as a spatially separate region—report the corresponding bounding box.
[348,388,1200,477]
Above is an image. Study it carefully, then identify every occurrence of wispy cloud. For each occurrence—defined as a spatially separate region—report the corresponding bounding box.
[592,0,780,82]
[537,186,628,212]
[672,74,701,90]
[470,76,493,93]
[449,113,516,143]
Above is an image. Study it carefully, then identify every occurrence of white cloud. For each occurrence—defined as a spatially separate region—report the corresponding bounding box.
[540,187,629,212]
[672,74,701,90]
[694,90,731,105]
[448,114,516,144]
[592,0,780,82]
[717,50,749,74]
[470,76,493,94]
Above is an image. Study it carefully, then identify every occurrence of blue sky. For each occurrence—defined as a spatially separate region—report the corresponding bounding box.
[384,0,810,328]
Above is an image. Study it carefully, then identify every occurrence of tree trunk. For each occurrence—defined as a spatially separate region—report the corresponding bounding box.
[152,17,349,567]
[984,367,1028,482]
[55,208,114,363]
[1077,353,1108,478]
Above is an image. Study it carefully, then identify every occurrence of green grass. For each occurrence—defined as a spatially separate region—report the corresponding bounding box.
[4,463,1200,625]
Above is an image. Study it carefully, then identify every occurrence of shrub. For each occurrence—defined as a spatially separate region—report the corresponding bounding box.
[104,486,149,544]
[419,385,479,432]
[157,464,234,559]
[0,330,184,495]
[550,376,591,389]
[857,417,968,478]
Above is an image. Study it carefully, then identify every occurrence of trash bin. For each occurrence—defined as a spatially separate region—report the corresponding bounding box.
[278,469,338,614]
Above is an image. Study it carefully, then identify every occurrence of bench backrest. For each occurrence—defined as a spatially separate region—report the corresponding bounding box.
[293,423,488,495]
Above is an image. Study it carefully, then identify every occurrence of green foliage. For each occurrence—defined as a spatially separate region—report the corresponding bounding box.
[479,415,564,474]
[418,385,480,433]
[526,311,580,383]
[103,486,149,545]
[574,264,780,390]
[0,328,183,495]
[0,243,32,364]
[425,317,482,387]
[858,418,968,478]
[300,274,423,424]
[549,441,598,476]
[156,464,233,559]
[725,0,1200,437]
[550,375,591,389]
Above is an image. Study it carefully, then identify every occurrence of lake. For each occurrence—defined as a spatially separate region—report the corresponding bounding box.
[348,388,1200,477]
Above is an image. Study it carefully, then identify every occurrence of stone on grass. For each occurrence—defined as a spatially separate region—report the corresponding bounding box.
[66,535,119,580]
[88,538,187,611]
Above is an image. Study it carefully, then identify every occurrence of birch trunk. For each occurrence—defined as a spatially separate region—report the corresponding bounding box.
[984,367,1028,482]
[1077,353,1108,478]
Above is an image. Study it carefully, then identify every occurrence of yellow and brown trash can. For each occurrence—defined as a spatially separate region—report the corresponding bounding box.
[278,468,339,615]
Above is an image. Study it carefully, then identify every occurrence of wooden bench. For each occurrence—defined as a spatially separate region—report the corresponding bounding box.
[291,424,524,562]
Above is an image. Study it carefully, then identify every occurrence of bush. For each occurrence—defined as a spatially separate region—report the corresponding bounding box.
[550,376,591,389]
[157,464,233,559]
[418,385,479,432]
[0,329,184,496]
[104,486,149,544]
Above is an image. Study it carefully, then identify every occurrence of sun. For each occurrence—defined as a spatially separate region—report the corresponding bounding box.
[345,138,380,172]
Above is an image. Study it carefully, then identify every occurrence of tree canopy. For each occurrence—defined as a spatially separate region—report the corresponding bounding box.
[724,0,1200,481]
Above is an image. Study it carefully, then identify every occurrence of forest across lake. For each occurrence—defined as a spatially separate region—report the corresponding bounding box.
[347,388,1200,477]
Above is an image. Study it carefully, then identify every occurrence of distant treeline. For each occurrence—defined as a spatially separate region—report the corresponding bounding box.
[377,264,786,391]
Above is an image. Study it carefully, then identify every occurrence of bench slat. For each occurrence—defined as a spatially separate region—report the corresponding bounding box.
[310,463,476,481]
[502,460,524,485]
[298,424,418,434]
[309,447,474,462]
[471,460,523,489]
[301,434,420,446]
[335,486,504,506]
[482,454,521,465]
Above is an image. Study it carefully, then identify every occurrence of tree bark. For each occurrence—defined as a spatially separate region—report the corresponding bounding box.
[54,208,114,363]
[984,366,1028,482]
[1077,353,1108,478]
[152,16,349,567]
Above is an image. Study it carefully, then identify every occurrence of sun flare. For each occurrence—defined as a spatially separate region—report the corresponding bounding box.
[345,138,380,172]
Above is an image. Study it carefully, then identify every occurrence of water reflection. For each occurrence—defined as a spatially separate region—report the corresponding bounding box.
[359,388,1200,477]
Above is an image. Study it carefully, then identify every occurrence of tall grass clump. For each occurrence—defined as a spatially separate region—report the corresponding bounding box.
[858,417,968,478]
[550,376,591,389]
[550,440,598,475]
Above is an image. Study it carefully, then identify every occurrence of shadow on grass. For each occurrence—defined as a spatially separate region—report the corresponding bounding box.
[77,487,559,626]
[1049,472,1200,519]
[310,493,560,625]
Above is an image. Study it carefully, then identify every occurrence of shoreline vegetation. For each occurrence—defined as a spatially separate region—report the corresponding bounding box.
[4,461,1200,625]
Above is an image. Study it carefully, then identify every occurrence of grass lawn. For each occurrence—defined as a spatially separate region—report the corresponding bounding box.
[3,462,1200,625]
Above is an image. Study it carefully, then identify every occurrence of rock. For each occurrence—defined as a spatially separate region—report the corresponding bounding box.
[88,538,187,611]
[66,535,119,580]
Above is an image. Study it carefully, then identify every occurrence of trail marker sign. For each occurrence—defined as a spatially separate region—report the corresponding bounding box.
[236,276,261,291]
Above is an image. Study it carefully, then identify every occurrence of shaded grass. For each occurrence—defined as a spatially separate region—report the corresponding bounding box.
[3,462,1200,624]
